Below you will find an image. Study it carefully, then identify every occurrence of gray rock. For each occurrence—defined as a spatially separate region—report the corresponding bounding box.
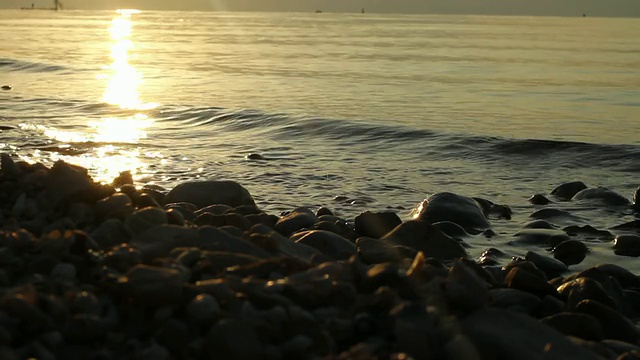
[446,259,490,311]
[462,307,603,360]
[165,180,256,209]
[414,192,490,233]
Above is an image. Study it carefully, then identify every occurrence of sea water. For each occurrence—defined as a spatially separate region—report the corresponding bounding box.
[1,10,639,271]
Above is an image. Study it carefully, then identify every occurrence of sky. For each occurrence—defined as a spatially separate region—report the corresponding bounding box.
[2,0,640,17]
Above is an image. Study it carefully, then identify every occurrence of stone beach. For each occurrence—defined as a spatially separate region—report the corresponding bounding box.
[0,154,639,360]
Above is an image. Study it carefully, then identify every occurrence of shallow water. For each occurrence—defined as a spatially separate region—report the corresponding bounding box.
[1,10,639,272]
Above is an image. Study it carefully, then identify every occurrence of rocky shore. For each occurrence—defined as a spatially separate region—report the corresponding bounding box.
[0,154,639,360]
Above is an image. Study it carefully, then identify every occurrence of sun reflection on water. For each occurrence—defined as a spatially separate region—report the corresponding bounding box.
[37,9,160,185]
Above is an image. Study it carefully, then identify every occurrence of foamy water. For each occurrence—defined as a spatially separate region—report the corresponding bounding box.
[1,9,639,272]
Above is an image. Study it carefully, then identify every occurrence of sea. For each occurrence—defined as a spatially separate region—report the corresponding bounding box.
[1,9,639,272]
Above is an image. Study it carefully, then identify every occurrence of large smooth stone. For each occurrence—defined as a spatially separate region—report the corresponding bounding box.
[462,308,603,360]
[413,192,490,232]
[540,312,605,341]
[291,230,356,260]
[165,181,255,209]
[123,265,183,305]
[382,220,468,261]
[613,235,640,257]
[551,181,587,200]
[356,237,414,264]
[125,207,168,236]
[525,251,569,278]
[247,224,324,263]
[198,226,272,258]
[573,187,630,206]
[274,208,318,236]
[552,240,588,266]
[574,299,640,343]
[132,225,200,261]
[354,211,402,239]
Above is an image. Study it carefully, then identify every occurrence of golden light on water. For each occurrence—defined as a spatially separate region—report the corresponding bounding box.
[36,9,159,185]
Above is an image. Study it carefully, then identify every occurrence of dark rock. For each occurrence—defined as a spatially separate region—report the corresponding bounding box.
[488,288,541,315]
[553,240,588,266]
[634,187,640,213]
[125,207,168,236]
[274,207,317,236]
[391,302,444,359]
[432,221,470,238]
[551,181,587,200]
[165,180,256,209]
[382,220,468,260]
[204,319,264,360]
[291,230,356,260]
[523,219,556,229]
[121,265,184,306]
[133,225,199,261]
[504,263,557,296]
[446,259,490,312]
[574,299,640,343]
[354,211,402,239]
[562,224,613,240]
[557,277,618,310]
[529,208,583,223]
[614,235,640,257]
[414,192,491,233]
[539,312,604,341]
[529,194,551,205]
[462,307,602,360]
[525,251,569,278]
[316,207,333,217]
[573,187,630,206]
[112,171,133,188]
[198,226,272,258]
[512,229,570,247]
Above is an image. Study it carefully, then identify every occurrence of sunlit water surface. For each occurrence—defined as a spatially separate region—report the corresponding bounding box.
[1,10,639,272]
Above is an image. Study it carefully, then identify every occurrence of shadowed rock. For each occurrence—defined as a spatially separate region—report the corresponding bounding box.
[551,181,587,200]
[291,230,356,260]
[413,192,490,233]
[573,187,630,206]
[354,211,402,239]
[540,312,605,341]
[462,307,603,360]
[165,180,256,209]
[574,299,640,343]
[382,220,468,261]
[274,207,318,236]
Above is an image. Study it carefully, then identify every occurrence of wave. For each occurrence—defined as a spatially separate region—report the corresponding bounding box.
[156,105,640,171]
[0,57,70,73]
